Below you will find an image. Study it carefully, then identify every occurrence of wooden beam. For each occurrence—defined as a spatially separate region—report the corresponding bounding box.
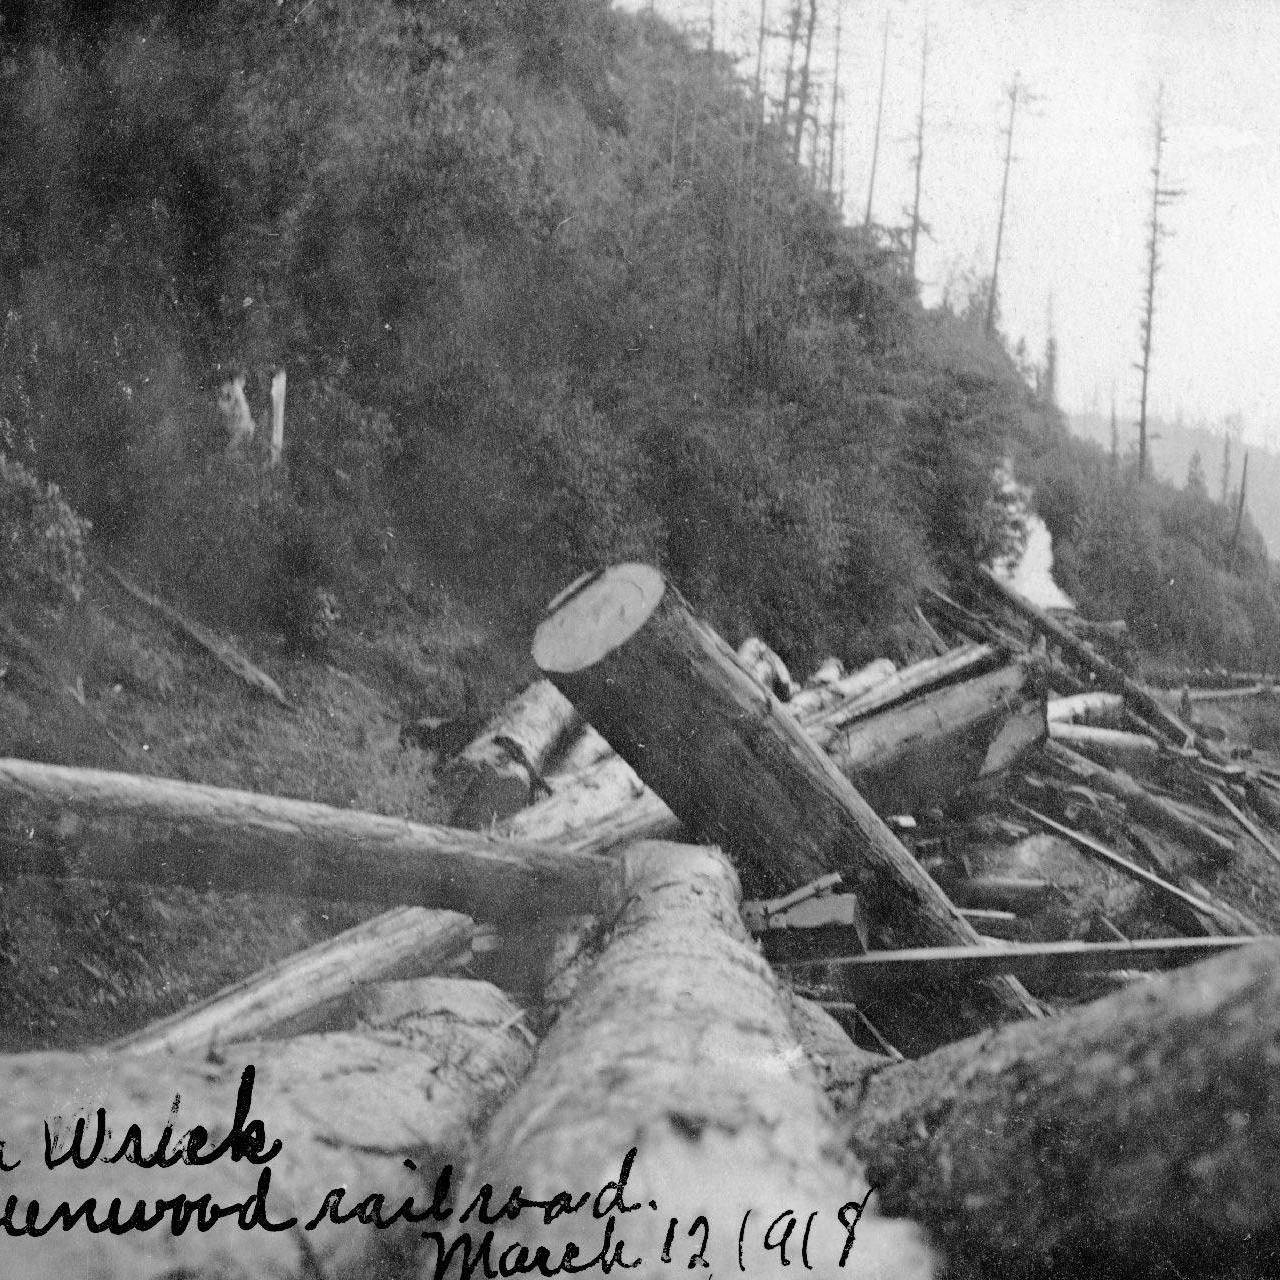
[789,936,1260,982]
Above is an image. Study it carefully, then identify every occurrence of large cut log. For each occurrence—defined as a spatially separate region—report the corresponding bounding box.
[849,940,1280,1279]
[824,661,1043,812]
[1044,741,1236,863]
[0,980,532,1280]
[496,751,682,854]
[112,906,474,1054]
[976,566,1229,760]
[788,656,897,718]
[533,565,1040,1049]
[460,840,936,1280]
[0,757,614,923]
[103,567,292,708]
[448,679,581,828]
[806,642,1002,747]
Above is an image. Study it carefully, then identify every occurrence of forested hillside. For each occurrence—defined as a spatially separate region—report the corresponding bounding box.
[1,0,1277,675]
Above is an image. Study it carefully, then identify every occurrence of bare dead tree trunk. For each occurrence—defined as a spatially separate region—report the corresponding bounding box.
[864,12,890,227]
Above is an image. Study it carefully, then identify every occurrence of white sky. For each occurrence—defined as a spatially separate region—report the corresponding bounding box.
[620,0,1280,445]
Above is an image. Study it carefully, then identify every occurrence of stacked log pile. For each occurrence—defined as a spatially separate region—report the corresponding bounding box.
[4,560,1280,1278]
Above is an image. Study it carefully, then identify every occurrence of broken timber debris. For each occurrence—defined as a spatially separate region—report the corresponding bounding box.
[532,563,1041,1049]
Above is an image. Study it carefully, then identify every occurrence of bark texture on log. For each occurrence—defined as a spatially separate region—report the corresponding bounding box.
[825,662,1042,812]
[849,940,1280,1279]
[113,907,473,1054]
[0,983,532,1280]
[533,565,1039,1048]
[0,757,615,923]
[461,841,936,1280]
[449,679,580,828]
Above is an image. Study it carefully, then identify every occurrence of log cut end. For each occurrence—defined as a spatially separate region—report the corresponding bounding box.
[533,563,666,673]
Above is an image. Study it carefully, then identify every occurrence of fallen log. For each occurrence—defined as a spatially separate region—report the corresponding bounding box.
[825,661,1044,812]
[1043,740,1236,863]
[463,840,936,1280]
[0,757,615,923]
[850,939,1280,1279]
[112,906,473,1054]
[977,566,1228,760]
[448,679,580,828]
[103,566,292,709]
[0,982,533,1280]
[788,657,897,718]
[1046,691,1126,726]
[533,564,1041,1049]
[806,642,1002,747]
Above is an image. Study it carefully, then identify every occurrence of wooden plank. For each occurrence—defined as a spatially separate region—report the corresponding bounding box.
[786,936,1260,981]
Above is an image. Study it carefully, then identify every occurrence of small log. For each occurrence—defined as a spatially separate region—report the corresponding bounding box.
[112,907,473,1054]
[797,935,1258,984]
[806,642,1003,747]
[950,876,1054,914]
[1012,800,1246,930]
[533,564,1040,1049]
[788,656,897,718]
[1047,721,1161,761]
[850,940,1280,1279]
[1046,690,1126,726]
[496,751,682,855]
[103,567,292,708]
[809,655,846,683]
[462,841,936,1280]
[958,907,1024,940]
[825,662,1043,812]
[0,757,615,923]
[448,679,581,828]
[0,985,532,1280]
[1044,740,1236,863]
